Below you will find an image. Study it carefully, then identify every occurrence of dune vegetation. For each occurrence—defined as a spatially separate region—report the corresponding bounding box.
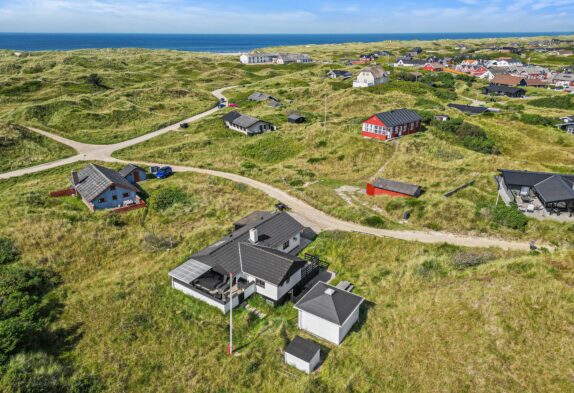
[0,166,573,392]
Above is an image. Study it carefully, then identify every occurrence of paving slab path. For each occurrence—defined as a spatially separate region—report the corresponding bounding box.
[0,87,535,251]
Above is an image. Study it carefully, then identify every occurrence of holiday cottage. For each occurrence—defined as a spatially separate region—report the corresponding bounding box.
[366,178,422,198]
[169,211,321,313]
[71,164,144,211]
[352,65,389,88]
[222,111,276,136]
[361,109,422,141]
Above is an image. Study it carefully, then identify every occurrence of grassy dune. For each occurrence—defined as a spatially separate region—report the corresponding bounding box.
[0,167,573,392]
[0,123,74,172]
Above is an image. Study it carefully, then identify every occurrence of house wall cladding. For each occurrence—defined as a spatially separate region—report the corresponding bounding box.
[366,183,413,197]
[298,310,341,344]
[50,188,76,198]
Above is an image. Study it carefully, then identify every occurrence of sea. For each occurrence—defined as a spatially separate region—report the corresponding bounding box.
[0,32,570,53]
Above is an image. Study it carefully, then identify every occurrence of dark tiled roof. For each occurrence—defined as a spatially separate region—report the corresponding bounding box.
[483,85,525,94]
[374,109,422,127]
[223,111,268,129]
[222,111,242,123]
[533,175,574,203]
[500,169,574,187]
[190,211,307,276]
[118,163,145,178]
[239,243,306,286]
[448,103,488,115]
[295,282,364,326]
[371,178,422,197]
[328,70,352,77]
[285,336,320,362]
[74,164,138,202]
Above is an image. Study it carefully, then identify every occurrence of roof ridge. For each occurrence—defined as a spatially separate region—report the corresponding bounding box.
[239,241,297,263]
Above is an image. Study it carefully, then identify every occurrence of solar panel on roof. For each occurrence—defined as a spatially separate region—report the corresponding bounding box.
[168,259,212,284]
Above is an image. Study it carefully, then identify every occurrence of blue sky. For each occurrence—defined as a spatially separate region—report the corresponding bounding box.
[0,0,573,33]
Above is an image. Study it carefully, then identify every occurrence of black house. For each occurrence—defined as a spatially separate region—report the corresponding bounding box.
[288,114,306,124]
[447,103,489,115]
[483,85,526,98]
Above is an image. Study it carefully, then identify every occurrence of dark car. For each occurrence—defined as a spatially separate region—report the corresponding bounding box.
[180,122,189,129]
[155,166,173,179]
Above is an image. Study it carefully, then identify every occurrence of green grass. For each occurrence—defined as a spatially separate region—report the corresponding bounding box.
[0,123,74,172]
[0,166,573,392]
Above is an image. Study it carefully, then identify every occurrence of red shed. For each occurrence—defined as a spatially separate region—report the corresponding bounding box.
[366,178,422,198]
[362,109,422,141]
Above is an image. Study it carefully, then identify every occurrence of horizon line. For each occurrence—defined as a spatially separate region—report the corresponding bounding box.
[0,31,573,36]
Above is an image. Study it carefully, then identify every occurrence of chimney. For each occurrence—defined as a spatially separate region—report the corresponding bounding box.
[249,228,258,243]
[325,288,335,296]
[71,170,79,186]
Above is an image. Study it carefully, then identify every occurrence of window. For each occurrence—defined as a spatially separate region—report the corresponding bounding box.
[123,193,130,198]
[98,198,106,203]
[282,240,290,250]
[256,279,266,288]
[110,186,116,191]
[112,195,118,201]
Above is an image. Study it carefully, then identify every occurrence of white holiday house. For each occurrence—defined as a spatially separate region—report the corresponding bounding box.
[352,65,389,88]
[169,211,319,313]
[222,111,276,136]
[294,281,364,345]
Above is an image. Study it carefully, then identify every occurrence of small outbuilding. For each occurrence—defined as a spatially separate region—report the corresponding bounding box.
[294,281,364,345]
[284,336,321,374]
[366,178,422,198]
[288,114,306,124]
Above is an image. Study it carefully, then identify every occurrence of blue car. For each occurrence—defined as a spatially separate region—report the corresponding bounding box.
[155,166,173,179]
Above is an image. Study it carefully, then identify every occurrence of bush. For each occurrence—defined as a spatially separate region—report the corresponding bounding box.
[452,251,494,269]
[362,215,386,228]
[0,352,66,393]
[529,95,574,110]
[436,119,499,154]
[520,113,555,127]
[0,237,18,265]
[493,204,528,231]
[150,187,189,211]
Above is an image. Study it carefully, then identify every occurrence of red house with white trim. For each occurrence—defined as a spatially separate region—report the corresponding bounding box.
[362,109,423,141]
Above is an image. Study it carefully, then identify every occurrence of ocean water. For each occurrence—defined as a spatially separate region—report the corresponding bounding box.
[0,32,569,52]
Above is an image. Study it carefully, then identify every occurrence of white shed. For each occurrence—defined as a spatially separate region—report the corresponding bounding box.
[284,336,321,374]
[294,282,364,345]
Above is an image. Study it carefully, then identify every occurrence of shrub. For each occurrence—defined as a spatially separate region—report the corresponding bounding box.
[529,95,574,110]
[493,204,528,230]
[0,352,66,393]
[0,237,18,265]
[436,119,499,154]
[452,251,494,269]
[417,259,447,278]
[520,113,555,127]
[362,215,386,228]
[150,187,189,211]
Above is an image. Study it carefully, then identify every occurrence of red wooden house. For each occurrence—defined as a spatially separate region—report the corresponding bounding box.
[423,62,443,71]
[362,109,423,141]
[366,178,422,198]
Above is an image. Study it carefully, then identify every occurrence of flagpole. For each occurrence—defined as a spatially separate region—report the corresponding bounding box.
[228,272,233,356]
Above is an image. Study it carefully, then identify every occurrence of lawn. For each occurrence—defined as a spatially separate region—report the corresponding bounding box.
[0,123,74,172]
[0,165,573,392]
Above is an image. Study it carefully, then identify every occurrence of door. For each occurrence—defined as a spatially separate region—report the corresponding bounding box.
[133,171,140,183]
[238,292,245,304]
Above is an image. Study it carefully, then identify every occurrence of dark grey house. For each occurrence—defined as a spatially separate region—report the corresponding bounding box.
[169,211,319,313]
[222,111,276,136]
[326,70,352,79]
[367,178,423,197]
[497,169,574,214]
[482,85,526,98]
[288,114,306,124]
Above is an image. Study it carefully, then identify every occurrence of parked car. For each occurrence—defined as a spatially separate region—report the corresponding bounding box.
[180,122,189,129]
[155,166,173,179]
[217,103,226,108]
[227,103,237,107]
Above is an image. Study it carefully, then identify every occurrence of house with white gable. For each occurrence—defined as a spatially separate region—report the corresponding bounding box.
[352,65,389,88]
[485,58,523,68]
[169,211,321,313]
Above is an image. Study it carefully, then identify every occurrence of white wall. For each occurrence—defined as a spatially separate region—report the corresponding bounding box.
[285,351,319,374]
[172,280,226,313]
[339,306,360,344]
[298,310,341,345]
[245,268,302,302]
[276,232,301,254]
[276,269,302,300]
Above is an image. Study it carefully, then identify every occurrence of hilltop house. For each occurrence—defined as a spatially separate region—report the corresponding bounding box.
[366,178,422,198]
[482,85,526,98]
[557,115,574,134]
[71,164,144,211]
[361,109,422,141]
[352,65,389,88]
[168,211,320,313]
[294,281,364,345]
[508,65,549,80]
[485,58,523,68]
[497,170,574,216]
[326,70,352,79]
[222,111,276,136]
[248,92,281,107]
[551,73,574,87]
[393,58,426,68]
[239,52,312,65]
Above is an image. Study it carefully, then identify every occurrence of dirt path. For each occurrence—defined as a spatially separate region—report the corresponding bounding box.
[0,87,534,251]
